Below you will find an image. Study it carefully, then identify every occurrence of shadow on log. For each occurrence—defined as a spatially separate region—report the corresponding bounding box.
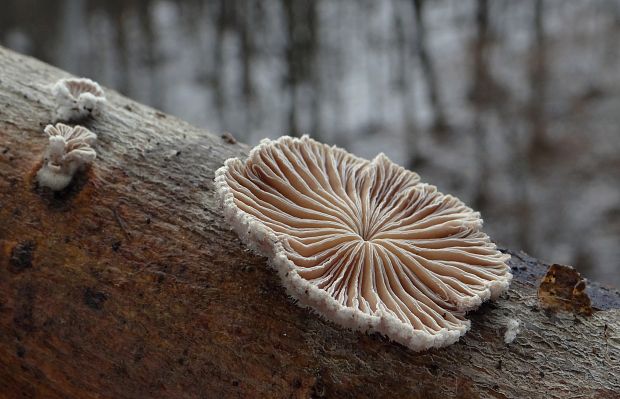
[0,46,619,398]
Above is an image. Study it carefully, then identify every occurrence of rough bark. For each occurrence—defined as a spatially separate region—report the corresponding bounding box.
[0,46,618,399]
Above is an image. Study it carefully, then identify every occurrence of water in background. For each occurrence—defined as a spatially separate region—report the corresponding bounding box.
[2,0,619,286]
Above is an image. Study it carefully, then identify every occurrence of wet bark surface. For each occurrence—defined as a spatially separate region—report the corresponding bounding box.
[0,47,619,399]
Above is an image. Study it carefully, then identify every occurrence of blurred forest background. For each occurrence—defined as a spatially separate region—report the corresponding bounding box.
[1,0,619,287]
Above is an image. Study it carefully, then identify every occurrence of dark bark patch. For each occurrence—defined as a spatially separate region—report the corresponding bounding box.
[84,288,108,310]
[30,160,94,210]
[427,363,439,376]
[9,240,36,273]
[13,284,36,332]
[112,240,122,252]
[221,132,237,144]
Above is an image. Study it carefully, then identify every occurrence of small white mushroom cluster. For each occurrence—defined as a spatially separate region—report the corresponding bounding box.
[36,123,97,191]
[33,77,105,191]
[52,77,106,121]
[216,135,512,351]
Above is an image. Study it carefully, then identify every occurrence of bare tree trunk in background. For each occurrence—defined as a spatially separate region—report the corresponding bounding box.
[393,2,420,170]
[238,2,254,104]
[470,0,491,212]
[282,0,319,139]
[207,0,259,141]
[308,3,322,143]
[238,0,257,141]
[528,0,548,153]
[112,6,130,96]
[213,0,229,131]
[517,0,548,253]
[282,0,297,137]
[136,1,163,111]
[412,0,449,137]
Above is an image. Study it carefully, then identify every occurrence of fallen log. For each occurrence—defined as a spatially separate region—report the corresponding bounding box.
[0,46,618,399]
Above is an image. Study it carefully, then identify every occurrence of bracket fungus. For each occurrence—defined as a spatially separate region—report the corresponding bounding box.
[215,135,511,351]
[36,123,97,191]
[52,77,106,121]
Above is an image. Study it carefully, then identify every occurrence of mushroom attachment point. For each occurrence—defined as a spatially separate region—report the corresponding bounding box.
[36,123,97,191]
[215,135,512,351]
[52,77,106,121]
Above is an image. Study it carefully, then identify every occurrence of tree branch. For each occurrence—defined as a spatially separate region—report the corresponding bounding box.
[0,46,618,399]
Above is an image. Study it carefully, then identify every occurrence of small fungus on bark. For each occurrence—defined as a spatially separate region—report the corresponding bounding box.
[503,318,520,344]
[52,77,106,121]
[36,123,97,191]
[215,135,511,351]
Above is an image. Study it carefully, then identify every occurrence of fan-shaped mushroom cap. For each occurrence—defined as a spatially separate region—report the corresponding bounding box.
[36,123,97,191]
[52,77,106,121]
[215,136,511,351]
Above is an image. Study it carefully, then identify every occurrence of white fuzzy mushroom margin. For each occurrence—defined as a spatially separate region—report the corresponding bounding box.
[52,78,106,121]
[215,135,511,351]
